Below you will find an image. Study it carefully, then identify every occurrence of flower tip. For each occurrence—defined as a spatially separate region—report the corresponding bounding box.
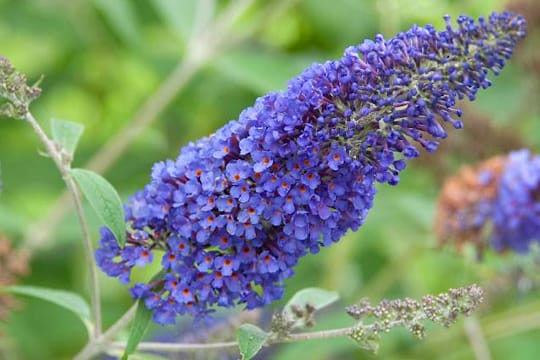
[498,10,527,38]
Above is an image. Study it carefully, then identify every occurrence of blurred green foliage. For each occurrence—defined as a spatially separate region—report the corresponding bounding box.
[0,0,539,359]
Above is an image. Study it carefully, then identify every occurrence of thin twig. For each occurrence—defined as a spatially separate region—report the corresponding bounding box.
[23,112,102,336]
[75,306,259,359]
[111,340,239,353]
[464,316,492,360]
[108,326,353,354]
[74,302,137,360]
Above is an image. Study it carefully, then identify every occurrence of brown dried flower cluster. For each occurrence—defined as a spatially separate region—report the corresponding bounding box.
[0,234,30,320]
[434,156,507,253]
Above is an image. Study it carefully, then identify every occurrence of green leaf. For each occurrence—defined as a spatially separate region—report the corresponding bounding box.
[50,118,84,158]
[236,324,269,360]
[93,0,140,47]
[122,300,153,360]
[0,285,91,330]
[284,288,339,328]
[150,0,198,42]
[70,168,126,246]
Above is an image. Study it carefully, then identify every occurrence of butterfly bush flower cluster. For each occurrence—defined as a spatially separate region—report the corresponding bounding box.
[436,149,540,254]
[95,12,525,324]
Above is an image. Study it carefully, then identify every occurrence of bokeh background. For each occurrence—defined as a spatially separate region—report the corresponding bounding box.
[1,0,539,359]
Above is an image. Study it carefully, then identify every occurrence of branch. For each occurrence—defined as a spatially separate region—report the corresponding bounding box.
[23,111,102,336]
[103,327,355,353]
[464,316,492,360]
[104,311,468,354]
[96,284,485,356]
[110,340,238,353]
[75,305,260,359]
[74,302,137,360]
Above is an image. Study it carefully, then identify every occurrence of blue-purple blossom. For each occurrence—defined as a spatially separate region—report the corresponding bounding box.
[492,150,540,253]
[96,12,525,324]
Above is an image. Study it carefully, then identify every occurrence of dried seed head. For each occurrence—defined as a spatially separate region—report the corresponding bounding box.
[0,56,41,119]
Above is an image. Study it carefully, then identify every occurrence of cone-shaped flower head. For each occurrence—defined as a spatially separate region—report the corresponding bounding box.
[96,12,525,323]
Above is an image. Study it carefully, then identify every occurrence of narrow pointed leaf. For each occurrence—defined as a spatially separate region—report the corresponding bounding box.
[122,300,153,360]
[0,285,90,324]
[71,168,126,246]
[237,324,269,360]
[284,288,339,328]
[50,118,84,157]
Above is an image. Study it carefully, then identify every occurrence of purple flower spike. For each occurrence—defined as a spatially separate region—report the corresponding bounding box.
[96,12,525,323]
